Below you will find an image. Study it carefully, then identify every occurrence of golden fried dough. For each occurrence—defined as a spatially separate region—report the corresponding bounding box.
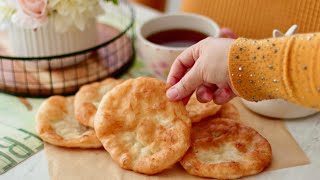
[36,96,102,148]
[95,77,191,175]
[211,103,240,120]
[75,78,124,127]
[180,118,272,179]
[186,94,221,123]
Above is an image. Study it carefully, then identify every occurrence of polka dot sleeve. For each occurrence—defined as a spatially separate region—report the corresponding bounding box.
[228,33,320,109]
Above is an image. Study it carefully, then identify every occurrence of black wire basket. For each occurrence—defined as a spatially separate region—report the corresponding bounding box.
[0,1,134,97]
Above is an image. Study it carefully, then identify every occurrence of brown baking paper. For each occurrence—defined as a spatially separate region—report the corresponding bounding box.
[44,98,310,180]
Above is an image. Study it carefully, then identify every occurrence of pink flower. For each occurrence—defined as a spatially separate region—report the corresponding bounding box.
[12,0,48,29]
[18,0,48,22]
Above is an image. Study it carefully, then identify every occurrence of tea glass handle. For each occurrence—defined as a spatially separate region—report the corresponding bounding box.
[219,27,237,39]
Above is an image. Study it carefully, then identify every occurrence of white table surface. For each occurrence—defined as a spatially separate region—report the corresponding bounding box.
[1,3,320,180]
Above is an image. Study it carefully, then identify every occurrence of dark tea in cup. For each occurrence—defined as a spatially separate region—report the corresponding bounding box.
[146,29,208,47]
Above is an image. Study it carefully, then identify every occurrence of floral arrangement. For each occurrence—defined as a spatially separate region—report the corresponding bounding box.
[0,0,117,32]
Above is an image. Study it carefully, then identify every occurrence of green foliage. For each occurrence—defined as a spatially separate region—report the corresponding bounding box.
[105,0,119,5]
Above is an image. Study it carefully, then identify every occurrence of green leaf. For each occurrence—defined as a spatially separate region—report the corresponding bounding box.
[104,0,118,5]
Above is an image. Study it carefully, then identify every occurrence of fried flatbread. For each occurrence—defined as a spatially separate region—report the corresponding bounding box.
[36,96,102,148]
[74,78,124,127]
[180,118,272,179]
[95,77,191,175]
[210,102,240,120]
[186,94,221,123]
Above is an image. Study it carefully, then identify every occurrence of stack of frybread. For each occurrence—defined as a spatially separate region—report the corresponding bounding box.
[36,77,272,179]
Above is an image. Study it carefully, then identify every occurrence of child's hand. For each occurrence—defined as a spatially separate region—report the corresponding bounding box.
[166,37,237,104]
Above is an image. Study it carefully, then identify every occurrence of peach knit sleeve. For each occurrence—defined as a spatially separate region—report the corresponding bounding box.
[228,33,320,110]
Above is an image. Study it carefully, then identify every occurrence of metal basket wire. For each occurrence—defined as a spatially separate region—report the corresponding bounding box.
[0,1,135,97]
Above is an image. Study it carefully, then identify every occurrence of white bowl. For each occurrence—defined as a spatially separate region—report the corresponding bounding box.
[242,99,318,119]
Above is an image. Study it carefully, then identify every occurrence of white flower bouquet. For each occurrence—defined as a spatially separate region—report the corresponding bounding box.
[0,0,117,68]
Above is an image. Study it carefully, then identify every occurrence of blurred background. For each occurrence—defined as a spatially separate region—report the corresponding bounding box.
[131,0,320,39]
[131,0,180,13]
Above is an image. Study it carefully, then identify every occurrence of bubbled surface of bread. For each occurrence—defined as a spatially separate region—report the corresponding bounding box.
[36,96,102,148]
[186,94,221,123]
[180,118,272,179]
[74,78,124,128]
[94,77,191,175]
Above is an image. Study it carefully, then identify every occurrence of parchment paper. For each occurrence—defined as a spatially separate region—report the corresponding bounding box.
[44,98,310,180]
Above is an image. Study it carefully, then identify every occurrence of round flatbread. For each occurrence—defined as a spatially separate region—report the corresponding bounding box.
[180,118,272,179]
[75,78,124,127]
[36,96,102,148]
[186,94,221,123]
[95,77,191,175]
[210,102,240,120]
